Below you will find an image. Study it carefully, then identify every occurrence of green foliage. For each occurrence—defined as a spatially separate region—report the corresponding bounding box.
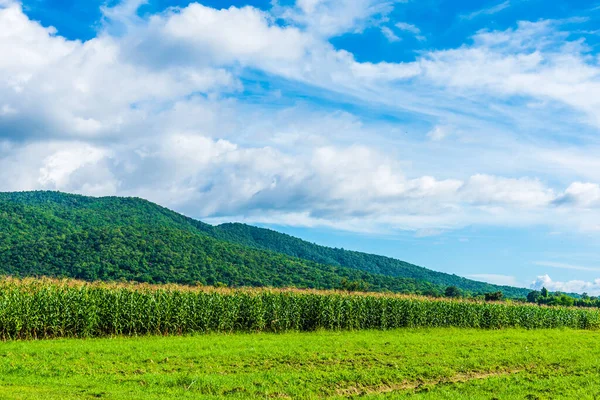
[338,278,369,292]
[484,291,503,301]
[0,191,444,294]
[527,290,541,303]
[539,293,576,307]
[444,286,462,298]
[0,191,532,297]
[209,222,533,298]
[0,278,598,340]
[527,289,591,308]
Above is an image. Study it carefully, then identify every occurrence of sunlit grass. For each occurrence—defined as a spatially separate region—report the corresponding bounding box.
[0,328,599,399]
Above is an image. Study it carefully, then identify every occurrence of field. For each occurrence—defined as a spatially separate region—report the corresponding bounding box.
[1,278,599,340]
[1,278,598,399]
[1,328,599,399]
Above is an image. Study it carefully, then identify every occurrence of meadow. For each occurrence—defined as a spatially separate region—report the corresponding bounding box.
[0,278,599,340]
[2,278,599,399]
[1,328,599,399]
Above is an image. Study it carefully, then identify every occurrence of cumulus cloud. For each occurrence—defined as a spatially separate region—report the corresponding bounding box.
[0,2,238,141]
[144,4,312,66]
[0,141,117,194]
[461,175,555,208]
[531,274,600,295]
[555,182,600,208]
[279,0,399,38]
[2,1,600,235]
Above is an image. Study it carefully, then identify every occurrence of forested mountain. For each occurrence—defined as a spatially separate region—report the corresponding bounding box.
[0,191,531,297]
[208,223,531,297]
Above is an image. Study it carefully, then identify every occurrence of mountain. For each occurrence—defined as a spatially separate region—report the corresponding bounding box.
[0,191,530,297]
[205,223,530,297]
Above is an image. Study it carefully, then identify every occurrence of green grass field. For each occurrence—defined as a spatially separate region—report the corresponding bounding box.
[1,328,598,399]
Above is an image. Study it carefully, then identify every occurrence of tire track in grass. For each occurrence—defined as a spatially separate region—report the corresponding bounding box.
[335,367,527,397]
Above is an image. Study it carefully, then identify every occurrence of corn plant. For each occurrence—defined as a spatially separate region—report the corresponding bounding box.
[0,278,598,340]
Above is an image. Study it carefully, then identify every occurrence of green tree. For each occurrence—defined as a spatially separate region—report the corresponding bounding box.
[445,286,461,298]
[527,290,540,303]
[484,291,503,301]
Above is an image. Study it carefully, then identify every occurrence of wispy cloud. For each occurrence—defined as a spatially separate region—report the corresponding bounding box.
[395,22,426,40]
[381,26,400,42]
[461,0,510,20]
[533,261,600,272]
[395,22,420,34]
[426,125,449,141]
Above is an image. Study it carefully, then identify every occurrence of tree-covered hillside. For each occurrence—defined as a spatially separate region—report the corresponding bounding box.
[0,192,440,293]
[209,223,531,298]
[0,191,531,297]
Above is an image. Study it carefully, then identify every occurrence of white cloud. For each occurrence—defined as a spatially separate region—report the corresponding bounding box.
[533,261,600,272]
[0,3,238,140]
[426,125,449,141]
[296,0,323,14]
[394,22,425,40]
[0,141,117,195]
[381,26,400,42]
[2,1,600,237]
[155,4,312,66]
[100,0,147,23]
[100,1,422,100]
[461,0,511,20]
[419,20,600,128]
[0,105,17,116]
[461,174,555,208]
[395,22,421,35]
[557,182,600,208]
[280,0,399,38]
[531,274,600,295]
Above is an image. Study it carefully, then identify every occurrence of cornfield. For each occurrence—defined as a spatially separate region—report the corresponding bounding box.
[0,278,598,340]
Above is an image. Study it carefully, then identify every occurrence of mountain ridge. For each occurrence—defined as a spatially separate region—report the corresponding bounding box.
[0,190,531,297]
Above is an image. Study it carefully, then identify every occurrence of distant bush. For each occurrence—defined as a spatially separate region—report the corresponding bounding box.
[445,286,462,298]
[484,291,503,301]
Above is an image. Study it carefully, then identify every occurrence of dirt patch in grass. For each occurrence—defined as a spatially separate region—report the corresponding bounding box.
[336,367,526,397]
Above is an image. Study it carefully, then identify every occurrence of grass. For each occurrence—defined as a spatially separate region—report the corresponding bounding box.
[1,328,599,399]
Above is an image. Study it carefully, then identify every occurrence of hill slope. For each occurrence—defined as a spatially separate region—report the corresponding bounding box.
[0,191,530,297]
[0,191,442,293]
[208,223,530,297]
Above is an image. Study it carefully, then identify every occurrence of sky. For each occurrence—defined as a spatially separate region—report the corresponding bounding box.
[2,0,600,294]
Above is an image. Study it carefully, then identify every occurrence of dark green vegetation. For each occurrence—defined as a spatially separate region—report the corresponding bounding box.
[0,279,597,340]
[526,288,600,308]
[0,191,531,297]
[1,328,600,399]
[210,222,531,297]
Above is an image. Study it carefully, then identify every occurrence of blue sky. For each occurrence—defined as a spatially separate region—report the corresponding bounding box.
[3,0,600,293]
